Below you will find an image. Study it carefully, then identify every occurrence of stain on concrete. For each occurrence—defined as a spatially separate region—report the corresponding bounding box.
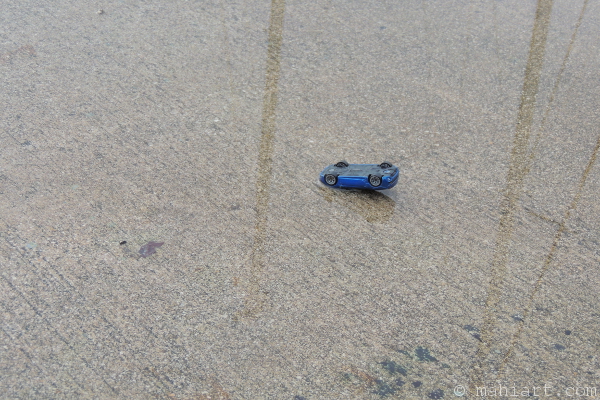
[511,314,524,322]
[428,388,445,399]
[397,349,412,358]
[373,379,397,397]
[343,348,447,398]
[343,366,402,398]
[379,360,407,376]
[0,44,36,64]
[415,346,438,362]
[139,241,164,258]
[464,325,483,342]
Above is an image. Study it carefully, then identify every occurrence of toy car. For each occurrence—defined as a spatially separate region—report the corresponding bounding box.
[319,161,399,190]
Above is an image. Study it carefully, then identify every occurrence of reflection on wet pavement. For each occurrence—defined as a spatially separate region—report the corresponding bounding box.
[313,182,396,224]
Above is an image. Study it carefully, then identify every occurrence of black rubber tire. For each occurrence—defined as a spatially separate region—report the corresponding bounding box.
[369,175,382,187]
[335,161,349,168]
[324,174,338,186]
[379,162,393,169]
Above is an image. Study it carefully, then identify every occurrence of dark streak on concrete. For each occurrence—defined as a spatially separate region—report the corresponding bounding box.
[239,0,286,318]
[499,132,600,372]
[528,0,589,161]
[470,0,554,390]
[0,44,36,64]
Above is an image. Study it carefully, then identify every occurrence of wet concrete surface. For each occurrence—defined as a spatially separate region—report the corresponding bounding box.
[1,0,599,398]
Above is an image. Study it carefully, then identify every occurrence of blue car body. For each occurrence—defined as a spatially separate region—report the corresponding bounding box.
[319,162,399,190]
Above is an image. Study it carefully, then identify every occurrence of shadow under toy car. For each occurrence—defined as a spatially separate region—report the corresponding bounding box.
[319,161,399,190]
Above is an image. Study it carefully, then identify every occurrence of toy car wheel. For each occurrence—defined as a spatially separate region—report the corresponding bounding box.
[324,174,338,186]
[335,161,349,168]
[368,175,382,187]
[379,162,393,169]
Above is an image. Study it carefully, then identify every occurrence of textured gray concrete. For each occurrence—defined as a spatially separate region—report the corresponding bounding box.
[1,0,599,398]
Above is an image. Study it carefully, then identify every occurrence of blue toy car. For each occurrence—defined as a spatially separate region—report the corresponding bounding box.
[319,161,399,190]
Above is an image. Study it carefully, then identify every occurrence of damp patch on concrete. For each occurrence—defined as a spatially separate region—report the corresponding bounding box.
[415,346,438,362]
[342,346,447,398]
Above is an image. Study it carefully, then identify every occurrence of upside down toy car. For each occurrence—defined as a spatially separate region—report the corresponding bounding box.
[319,161,399,190]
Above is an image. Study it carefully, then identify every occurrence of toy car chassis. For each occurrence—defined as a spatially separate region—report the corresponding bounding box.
[319,161,399,190]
